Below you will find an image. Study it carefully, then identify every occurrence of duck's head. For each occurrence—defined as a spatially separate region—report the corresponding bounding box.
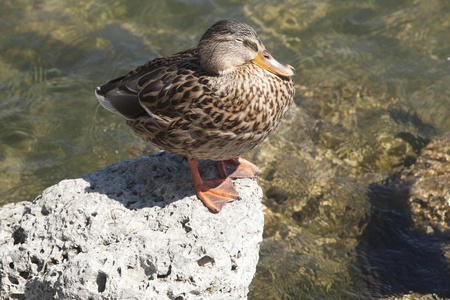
[198,20,295,77]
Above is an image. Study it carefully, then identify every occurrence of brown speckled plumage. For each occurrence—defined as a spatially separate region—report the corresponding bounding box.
[96,20,295,212]
[96,21,295,161]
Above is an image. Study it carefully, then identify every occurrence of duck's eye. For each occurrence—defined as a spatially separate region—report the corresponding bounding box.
[235,38,243,43]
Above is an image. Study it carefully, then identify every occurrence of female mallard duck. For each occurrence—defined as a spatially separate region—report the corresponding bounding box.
[96,20,295,213]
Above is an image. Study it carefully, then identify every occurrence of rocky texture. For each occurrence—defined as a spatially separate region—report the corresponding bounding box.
[0,152,264,300]
[399,132,450,235]
[246,103,450,299]
[361,133,450,300]
[392,132,450,300]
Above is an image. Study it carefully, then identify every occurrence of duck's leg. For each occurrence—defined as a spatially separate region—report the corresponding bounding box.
[188,157,238,213]
[217,157,262,179]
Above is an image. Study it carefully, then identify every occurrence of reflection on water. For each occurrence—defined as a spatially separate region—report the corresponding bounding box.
[1,0,449,298]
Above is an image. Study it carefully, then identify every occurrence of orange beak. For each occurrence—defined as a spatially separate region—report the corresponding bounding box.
[251,50,295,77]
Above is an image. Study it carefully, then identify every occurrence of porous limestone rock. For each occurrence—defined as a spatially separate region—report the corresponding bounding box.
[0,152,264,300]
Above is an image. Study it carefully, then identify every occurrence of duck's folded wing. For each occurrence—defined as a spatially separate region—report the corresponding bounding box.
[95,74,147,119]
[95,48,199,120]
[138,58,206,119]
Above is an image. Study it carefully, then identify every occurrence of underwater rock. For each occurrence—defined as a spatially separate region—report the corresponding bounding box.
[0,152,263,300]
[400,132,450,235]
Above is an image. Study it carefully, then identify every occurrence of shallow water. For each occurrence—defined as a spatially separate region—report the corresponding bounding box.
[1,0,449,298]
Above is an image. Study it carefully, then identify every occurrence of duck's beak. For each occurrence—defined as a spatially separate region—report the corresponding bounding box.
[251,50,295,77]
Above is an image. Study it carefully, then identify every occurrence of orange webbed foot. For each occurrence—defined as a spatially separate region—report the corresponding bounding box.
[217,157,262,179]
[188,157,239,213]
[195,178,239,213]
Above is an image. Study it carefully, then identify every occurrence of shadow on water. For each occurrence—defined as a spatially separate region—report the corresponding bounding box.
[356,181,450,298]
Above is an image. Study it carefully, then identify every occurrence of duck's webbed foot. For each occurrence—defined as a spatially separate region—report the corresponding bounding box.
[195,178,238,213]
[188,157,238,213]
[217,157,262,179]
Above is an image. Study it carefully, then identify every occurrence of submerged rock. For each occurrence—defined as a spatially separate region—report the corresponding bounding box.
[0,152,264,300]
[362,133,450,300]
[400,132,450,235]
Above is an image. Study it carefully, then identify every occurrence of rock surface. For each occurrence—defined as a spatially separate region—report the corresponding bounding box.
[399,132,450,235]
[0,152,264,300]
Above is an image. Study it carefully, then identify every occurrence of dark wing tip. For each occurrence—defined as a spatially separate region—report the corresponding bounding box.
[95,86,105,97]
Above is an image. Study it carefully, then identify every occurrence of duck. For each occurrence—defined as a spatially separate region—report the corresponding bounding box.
[95,20,295,213]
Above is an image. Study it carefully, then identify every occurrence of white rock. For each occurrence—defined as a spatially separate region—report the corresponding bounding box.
[0,152,264,300]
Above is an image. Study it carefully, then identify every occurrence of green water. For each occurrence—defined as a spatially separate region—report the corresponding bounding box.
[1,0,449,298]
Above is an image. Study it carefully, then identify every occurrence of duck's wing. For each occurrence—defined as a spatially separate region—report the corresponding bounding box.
[95,48,199,120]
[137,55,206,119]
